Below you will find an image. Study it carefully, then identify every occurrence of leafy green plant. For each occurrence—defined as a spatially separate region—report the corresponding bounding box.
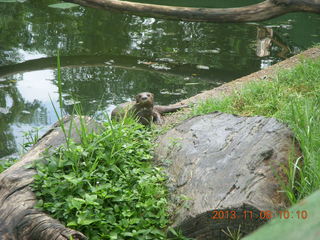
[32,119,169,239]
[191,58,320,203]
[32,52,174,239]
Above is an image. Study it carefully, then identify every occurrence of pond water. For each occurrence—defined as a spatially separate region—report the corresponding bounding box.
[0,0,319,159]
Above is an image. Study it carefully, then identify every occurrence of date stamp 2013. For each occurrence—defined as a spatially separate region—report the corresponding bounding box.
[211,210,308,220]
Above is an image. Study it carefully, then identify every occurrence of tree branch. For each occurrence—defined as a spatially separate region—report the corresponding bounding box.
[64,0,320,22]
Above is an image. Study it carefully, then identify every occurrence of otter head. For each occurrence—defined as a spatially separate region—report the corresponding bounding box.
[135,92,154,108]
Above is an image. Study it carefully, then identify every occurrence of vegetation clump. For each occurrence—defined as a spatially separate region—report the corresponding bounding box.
[192,58,320,203]
[32,118,169,240]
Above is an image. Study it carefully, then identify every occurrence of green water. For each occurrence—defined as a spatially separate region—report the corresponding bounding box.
[0,0,319,159]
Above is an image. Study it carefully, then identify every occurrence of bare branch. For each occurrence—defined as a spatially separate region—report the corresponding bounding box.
[64,0,320,22]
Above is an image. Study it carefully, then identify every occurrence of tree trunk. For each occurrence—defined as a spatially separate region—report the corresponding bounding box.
[0,116,100,240]
[64,0,320,22]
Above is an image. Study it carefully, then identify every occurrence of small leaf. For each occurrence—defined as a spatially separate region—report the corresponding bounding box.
[109,232,118,240]
[48,3,80,9]
[63,174,83,185]
[84,193,99,205]
[77,216,99,225]
[67,220,77,227]
[122,232,133,237]
[67,197,85,210]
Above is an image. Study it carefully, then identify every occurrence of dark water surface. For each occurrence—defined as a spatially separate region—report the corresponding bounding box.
[0,0,319,159]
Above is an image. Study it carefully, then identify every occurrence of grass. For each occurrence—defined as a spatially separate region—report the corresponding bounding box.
[222,225,242,240]
[191,57,320,204]
[22,127,42,150]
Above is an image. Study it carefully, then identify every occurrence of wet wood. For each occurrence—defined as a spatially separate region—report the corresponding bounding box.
[64,0,320,22]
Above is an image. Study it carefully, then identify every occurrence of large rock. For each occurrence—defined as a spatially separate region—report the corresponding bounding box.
[155,112,298,239]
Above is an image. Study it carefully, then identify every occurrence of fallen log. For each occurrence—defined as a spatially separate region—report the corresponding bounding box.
[155,112,299,239]
[64,0,320,23]
[0,116,100,240]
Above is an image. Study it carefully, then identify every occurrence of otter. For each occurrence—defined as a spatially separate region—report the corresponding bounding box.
[111,92,187,126]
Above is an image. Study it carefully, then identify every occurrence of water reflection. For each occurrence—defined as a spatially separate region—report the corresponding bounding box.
[0,0,319,159]
[0,69,58,158]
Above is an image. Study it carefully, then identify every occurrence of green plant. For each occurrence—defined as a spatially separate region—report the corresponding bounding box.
[32,120,169,239]
[168,227,193,240]
[280,98,320,203]
[0,157,18,173]
[22,127,42,151]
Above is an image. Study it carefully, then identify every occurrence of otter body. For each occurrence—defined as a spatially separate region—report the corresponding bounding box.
[111,92,187,126]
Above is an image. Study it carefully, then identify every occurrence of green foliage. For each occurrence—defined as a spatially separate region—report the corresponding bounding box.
[0,157,17,173]
[168,227,193,240]
[22,127,42,150]
[191,58,320,203]
[32,119,169,239]
[279,98,320,203]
